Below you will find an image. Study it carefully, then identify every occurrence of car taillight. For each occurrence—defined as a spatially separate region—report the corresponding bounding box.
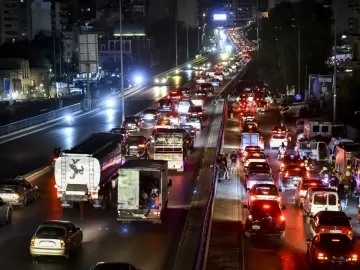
[250,196,256,201]
[348,254,358,261]
[285,172,289,177]
[248,214,253,221]
[299,190,306,197]
[300,163,305,166]
[191,130,195,133]
[317,252,327,260]
[347,230,353,235]
[30,238,35,246]
[276,197,281,202]
[138,144,145,148]
[280,162,284,167]
[198,112,203,115]
[60,240,65,247]
[279,215,285,222]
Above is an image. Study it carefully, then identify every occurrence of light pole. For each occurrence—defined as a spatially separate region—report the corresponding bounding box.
[256,0,259,51]
[333,10,337,124]
[186,23,189,60]
[119,0,125,121]
[175,16,178,66]
[297,27,301,94]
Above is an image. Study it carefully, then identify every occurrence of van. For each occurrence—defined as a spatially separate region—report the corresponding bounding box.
[302,188,340,223]
[296,141,328,161]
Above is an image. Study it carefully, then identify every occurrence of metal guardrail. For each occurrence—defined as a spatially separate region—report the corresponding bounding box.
[0,55,210,137]
[193,33,254,269]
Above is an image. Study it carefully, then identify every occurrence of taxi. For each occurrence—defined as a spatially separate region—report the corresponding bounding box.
[164,112,181,126]
[280,154,304,171]
[247,183,281,206]
[295,179,323,207]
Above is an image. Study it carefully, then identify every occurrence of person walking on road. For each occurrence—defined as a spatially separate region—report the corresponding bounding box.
[230,151,237,174]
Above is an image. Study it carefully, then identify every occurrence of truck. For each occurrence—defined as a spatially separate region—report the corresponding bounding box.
[240,132,264,151]
[116,160,172,224]
[54,132,124,209]
[153,129,188,171]
[334,143,360,186]
[303,120,332,140]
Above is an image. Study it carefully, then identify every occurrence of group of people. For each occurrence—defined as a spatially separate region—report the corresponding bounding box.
[216,151,238,181]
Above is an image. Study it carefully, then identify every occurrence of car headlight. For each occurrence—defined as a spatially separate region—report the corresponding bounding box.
[65,114,73,121]
[154,78,159,83]
[161,78,166,83]
[106,99,115,107]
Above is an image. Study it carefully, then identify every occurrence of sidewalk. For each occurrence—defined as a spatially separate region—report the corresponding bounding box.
[206,114,247,270]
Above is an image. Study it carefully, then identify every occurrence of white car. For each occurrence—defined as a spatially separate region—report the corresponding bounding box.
[154,77,167,85]
[30,220,83,258]
[191,98,204,107]
[245,172,274,191]
[178,100,191,115]
[269,133,288,149]
[264,96,274,104]
[213,72,224,81]
[206,71,215,77]
[244,152,267,168]
[185,116,202,130]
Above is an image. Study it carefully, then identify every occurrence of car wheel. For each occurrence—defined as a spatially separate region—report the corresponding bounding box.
[6,209,12,224]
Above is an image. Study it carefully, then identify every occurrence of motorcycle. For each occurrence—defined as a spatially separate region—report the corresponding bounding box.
[340,197,348,211]
[277,147,286,160]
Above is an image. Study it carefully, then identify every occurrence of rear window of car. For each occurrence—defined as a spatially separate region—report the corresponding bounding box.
[254,187,278,196]
[302,182,322,190]
[248,153,265,159]
[36,226,65,237]
[189,106,202,112]
[272,134,286,139]
[313,193,327,205]
[328,193,337,205]
[179,101,190,106]
[249,163,269,170]
[319,216,350,226]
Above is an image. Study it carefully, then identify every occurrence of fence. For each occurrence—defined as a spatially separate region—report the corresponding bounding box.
[0,55,209,137]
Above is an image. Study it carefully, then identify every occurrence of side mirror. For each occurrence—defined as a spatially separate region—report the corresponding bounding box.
[243,204,248,209]
[306,238,311,243]
[168,179,173,187]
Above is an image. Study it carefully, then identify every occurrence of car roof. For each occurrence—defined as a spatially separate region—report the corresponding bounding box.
[316,211,347,217]
[308,188,338,193]
[41,220,72,227]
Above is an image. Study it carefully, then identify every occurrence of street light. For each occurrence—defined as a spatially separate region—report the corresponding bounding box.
[333,10,337,125]
[119,0,125,121]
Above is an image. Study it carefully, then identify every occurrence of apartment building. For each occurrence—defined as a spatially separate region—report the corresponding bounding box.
[0,0,20,44]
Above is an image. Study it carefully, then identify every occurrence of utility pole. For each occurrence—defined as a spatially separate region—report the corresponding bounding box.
[298,27,301,94]
[53,32,57,97]
[119,0,125,121]
[175,15,178,66]
[333,10,337,124]
[186,23,189,60]
[256,0,259,51]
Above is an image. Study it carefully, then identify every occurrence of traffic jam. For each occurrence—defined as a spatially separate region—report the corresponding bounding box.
[227,82,360,268]
[0,29,247,268]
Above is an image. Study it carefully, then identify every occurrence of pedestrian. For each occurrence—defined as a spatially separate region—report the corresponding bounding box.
[230,151,237,174]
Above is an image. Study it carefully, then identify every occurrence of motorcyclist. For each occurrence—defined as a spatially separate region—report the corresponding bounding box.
[338,183,348,211]
[319,166,330,184]
[230,151,237,174]
[278,142,286,160]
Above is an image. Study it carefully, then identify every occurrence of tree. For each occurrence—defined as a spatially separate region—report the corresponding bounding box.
[260,0,333,92]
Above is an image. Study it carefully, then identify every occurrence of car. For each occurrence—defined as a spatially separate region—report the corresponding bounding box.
[279,165,309,190]
[123,116,141,132]
[153,77,168,86]
[242,146,262,161]
[243,200,286,240]
[185,116,202,130]
[247,183,281,206]
[0,176,40,207]
[245,172,274,191]
[200,83,214,96]
[243,123,258,133]
[280,154,304,171]
[179,124,197,138]
[164,112,181,126]
[154,118,172,129]
[0,198,12,225]
[269,132,288,149]
[157,99,174,112]
[244,152,267,168]
[195,89,207,98]
[242,112,255,122]
[210,78,221,87]
[256,100,268,113]
[178,100,192,115]
[306,234,359,268]
[30,220,83,259]
[167,90,182,100]
[91,262,139,270]
[303,188,341,219]
[141,108,159,122]
[247,161,271,174]
[295,179,323,207]
[123,135,149,157]
[180,87,191,97]
[309,211,353,240]
[110,127,129,140]
[191,97,204,107]
[213,72,224,81]
[187,106,204,118]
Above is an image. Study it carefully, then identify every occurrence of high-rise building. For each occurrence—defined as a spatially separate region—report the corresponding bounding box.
[52,1,70,32]
[269,0,331,10]
[177,0,199,28]
[29,0,52,39]
[349,0,360,69]
[0,0,21,44]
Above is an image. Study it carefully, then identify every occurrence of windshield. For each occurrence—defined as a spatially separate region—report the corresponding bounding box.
[253,186,278,196]
[287,169,307,177]
[251,201,281,217]
[36,226,65,237]
[302,182,322,190]
[248,153,266,159]
[319,216,350,226]
[249,163,270,170]
[317,234,352,251]
[187,117,200,122]
[189,107,202,112]
[126,137,145,144]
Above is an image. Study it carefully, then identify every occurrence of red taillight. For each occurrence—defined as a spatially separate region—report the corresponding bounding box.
[279,215,285,222]
[317,252,327,260]
[263,204,270,209]
[250,196,256,201]
[276,197,281,202]
[285,172,289,177]
[198,112,203,115]
[348,254,358,261]
[138,144,145,148]
[191,130,195,133]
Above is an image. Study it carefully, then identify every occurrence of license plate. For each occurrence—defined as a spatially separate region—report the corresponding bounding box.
[192,114,197,116]
[252,225,260,230]
[129,146,137,148]
[39,241,55,247]
[330,230,341,233]
[133,214,144,217]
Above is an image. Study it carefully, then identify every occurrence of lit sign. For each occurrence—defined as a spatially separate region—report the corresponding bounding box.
[213,14,227,21]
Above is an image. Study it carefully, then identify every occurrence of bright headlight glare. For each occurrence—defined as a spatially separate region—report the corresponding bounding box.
[106,99,115,107]
[65,115,73,121]
[161,78,166,83]
[155,78,159,83]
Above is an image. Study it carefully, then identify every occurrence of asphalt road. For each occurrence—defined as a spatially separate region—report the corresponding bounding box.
[240,106,360,270]
[0,56,218,179]
[0,54,241,270]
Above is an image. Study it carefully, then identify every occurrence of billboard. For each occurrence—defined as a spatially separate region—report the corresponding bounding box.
[308,74,333,100]
[3,78,10,94]
[117,170,139,210]
[78,33,99,73]
[213,14,227,21]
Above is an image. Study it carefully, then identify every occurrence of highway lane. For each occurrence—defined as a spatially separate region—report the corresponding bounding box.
[0,55,220,179]
[0,66,240,270]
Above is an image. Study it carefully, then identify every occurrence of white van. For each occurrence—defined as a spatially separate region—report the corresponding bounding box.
[295,141,328,161]
[302,188,340,223]
[246,172,274,191]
